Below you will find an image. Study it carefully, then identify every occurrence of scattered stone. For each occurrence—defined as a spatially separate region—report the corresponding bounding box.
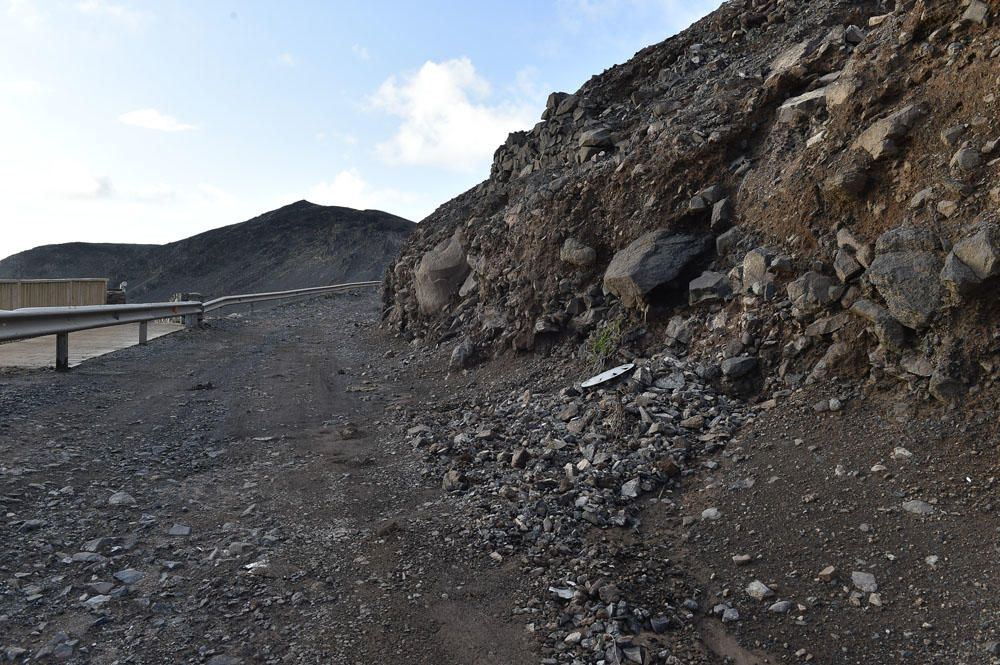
[620,477,641,499]
[701,507,721,521]
[113,568,146,585]
[206,656,243,665]
[940,125,966,147]
[849,299,907,351]
[854,104,925,160]
[167,524,192,536]
[824,168,870,201]
[560,237,597,267]
[950,146,982,172]
[930,368,966,404]
[768,600,795,613]
[107,491,136,506]
[711,198,733,230]
[720,356,758,379]
[716,227,740,256]
[818,566,836,582]
[834,249,864,283]
[742,247,775,291]
[441,469,468,492]
[891,447,914,461]
[746,580,774,601]
[650,616,671,633]
[777,88,827,123]
[449,337,475,370]
[851,571,878,593]
[837,228,873,267]
[787,272,841,316]
[689,271,731,305]
[952,221,1000,280]
[940,252,981,299]
[962,0,989,26]
[902,500,935,516]
[84,595,111,610]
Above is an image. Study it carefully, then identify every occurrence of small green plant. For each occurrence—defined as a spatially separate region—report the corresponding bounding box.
[588,317,623,370]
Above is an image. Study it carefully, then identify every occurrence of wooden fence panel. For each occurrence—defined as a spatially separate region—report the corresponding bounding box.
[0,279,108,309]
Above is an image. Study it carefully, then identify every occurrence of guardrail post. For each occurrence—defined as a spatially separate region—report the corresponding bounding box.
[182,313,198,328]
[139,321,148,346]
[55,332,69,371]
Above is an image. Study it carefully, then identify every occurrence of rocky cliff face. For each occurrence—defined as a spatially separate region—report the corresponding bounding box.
[386,0,1000,404]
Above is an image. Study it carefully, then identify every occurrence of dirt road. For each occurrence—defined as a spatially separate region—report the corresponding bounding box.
[0,292,532,664]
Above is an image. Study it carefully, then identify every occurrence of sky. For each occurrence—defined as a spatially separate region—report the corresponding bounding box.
[0,0,721,259]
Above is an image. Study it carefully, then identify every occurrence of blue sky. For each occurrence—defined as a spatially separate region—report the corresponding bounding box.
[0,0,720,258]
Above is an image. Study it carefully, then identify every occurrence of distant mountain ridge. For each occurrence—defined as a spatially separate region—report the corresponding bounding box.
[0,201,414,302]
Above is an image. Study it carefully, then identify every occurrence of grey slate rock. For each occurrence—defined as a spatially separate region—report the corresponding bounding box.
[689,271,731,305]
[603,231,711,309]
[721,356,758,379]
[851,571,878,593]
[560,237,597,267]
[867,251,943,329]
[854,104,925,160]
[952,222,1000,280]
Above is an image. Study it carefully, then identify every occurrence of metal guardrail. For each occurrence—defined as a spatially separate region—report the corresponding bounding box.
[0,281,379,371]
[203,281,379,313]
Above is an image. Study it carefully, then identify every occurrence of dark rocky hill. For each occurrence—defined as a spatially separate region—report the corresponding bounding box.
[0,201,414,302]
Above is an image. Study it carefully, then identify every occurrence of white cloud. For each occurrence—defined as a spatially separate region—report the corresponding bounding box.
[6,0,44,28]
[351,44,370,61]
[38,160,114,200]
[370,57,536,172]
[76,0,147,29]
[276,52,296,67]
[309,169,387,210]
[118,108,196,132]
[308,168,431,220]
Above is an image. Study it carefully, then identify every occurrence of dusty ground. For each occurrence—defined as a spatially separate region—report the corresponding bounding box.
[0,292,532,664]
[688,382,1000,665]
[4,291,1000,664]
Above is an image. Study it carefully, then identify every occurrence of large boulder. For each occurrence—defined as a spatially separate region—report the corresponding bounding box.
[415,229,471,315]
[867,226,943,329]
[603,231,710,309]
